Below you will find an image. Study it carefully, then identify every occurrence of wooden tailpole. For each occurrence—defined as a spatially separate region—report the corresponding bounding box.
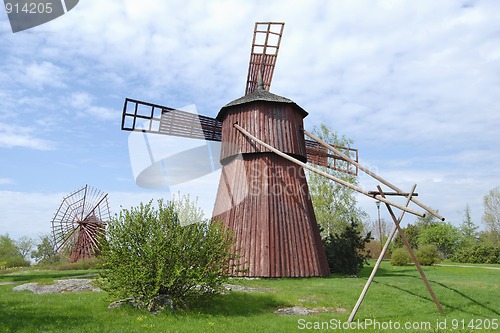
[234,124,425,218]
[377,185,445,315]
[348,184,417,322]
[303,130,444,221]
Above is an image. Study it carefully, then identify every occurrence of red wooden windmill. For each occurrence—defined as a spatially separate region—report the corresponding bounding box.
[122,22,447,318]
[121,22,359,277]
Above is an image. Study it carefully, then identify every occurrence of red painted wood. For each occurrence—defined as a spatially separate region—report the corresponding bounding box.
[213,94,329,277]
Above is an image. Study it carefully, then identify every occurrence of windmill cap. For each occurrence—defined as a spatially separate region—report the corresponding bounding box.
[216,89,308,121]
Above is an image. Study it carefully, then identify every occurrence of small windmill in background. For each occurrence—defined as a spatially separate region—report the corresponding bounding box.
[51,185,110,263]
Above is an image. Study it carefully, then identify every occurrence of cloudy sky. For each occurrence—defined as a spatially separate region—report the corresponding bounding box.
[1,0,499,240]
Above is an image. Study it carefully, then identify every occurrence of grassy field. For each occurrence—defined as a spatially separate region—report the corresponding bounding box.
[0,261,498,332]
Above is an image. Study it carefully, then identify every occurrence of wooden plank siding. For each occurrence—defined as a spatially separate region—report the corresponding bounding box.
[213,153,329,277]
[218,101,307,163]
[213,97,329,277]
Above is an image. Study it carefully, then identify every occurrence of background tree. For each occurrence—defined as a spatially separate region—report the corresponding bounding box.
[417,222,461,258]
[31,235,59,265]
[0,234,30,268]
[415,210,441,227]
[306,124,367,236]
[16,236,36,261]
[459,204,479,245]
[171,192,205,226]
[392,224,420,250]
[482,187,500,244]
[322,219,372,275]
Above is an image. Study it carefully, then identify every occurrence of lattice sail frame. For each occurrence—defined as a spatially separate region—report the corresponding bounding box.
[51,185,110,263]
[245,22,285,95]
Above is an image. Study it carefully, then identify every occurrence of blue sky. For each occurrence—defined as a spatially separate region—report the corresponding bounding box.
[1,0,499,240]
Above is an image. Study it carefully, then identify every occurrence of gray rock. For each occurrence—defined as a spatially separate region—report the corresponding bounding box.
[12,279,101,294]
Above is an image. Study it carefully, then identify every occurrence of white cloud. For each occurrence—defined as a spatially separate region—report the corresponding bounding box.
[67,92,119,121]
[0,178,14,185]
[0,122,55,150]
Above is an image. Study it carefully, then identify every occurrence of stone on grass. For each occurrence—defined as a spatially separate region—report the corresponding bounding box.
[12,279,101,294]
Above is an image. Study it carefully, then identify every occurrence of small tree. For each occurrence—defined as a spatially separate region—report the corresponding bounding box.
[16,236,36,261]
[31,235,60,265]
[460,204,479,244]
[322,220,372,275]
[99,199,237,312]
[393,224,420,250]
[0,234,30,268]
[418,222,461,258]
[482,187,500,244]
[307,124,367,236]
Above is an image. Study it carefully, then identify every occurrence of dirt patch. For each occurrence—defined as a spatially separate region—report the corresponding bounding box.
[223,283,274,293]
[12,279,101,294]
[0,281,17,286]
[275,306,347,315]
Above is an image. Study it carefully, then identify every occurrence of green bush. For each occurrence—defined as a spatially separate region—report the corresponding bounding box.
[98,199,237,312]
[416,244,441,266]
[322,220,372,275]
[5,255,30,268]
[390,247,412,266]
[450,243,500,264]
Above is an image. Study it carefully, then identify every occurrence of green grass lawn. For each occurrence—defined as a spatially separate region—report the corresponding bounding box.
[0,261,498,332]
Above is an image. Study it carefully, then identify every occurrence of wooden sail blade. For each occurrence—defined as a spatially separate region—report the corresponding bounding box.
[122,98,222,142]
[245,22,285,95]
[305,139,358,176]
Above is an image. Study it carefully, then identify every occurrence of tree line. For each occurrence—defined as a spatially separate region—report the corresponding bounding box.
[0,234,58,269]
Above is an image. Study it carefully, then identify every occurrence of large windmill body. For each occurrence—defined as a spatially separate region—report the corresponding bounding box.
[121,22,358,277]
[213,84,329,277]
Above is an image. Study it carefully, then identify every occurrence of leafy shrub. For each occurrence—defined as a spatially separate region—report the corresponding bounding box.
[322,220,372,275]
[416,244,441,266]
[390,247,412,266]
[418,223,460,258]
[98,199,237,311]
[450,243,500,264]
[5,255,30,268]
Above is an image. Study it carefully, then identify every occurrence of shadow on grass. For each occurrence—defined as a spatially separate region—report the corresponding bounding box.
[373,277,500,317]
[431,280,500,317]
[358,265,416,278]
[0,299,93,332]
[188,291,288,317]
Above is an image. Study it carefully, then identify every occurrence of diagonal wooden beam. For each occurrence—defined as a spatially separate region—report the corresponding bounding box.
[348,184,417,322]
[234,123,425,218]
[304,129,444,221]
[377,185,445,315]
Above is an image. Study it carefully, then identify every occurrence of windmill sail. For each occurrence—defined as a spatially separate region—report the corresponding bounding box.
[122,98,357,176]
[245,22,285,95]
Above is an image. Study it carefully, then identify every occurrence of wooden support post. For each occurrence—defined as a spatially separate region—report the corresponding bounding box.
[348,184,417,322]
[377,185,445,315]
[303,130,444,221]
[234,124,425,218]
